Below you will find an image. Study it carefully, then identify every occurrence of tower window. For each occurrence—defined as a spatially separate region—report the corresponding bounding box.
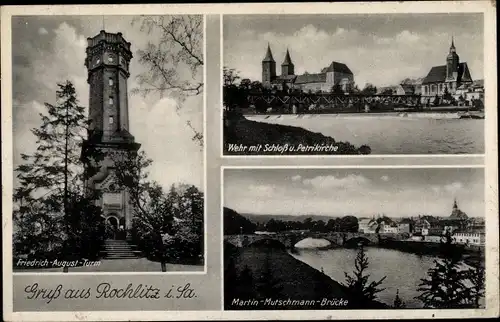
[109,97,114,105]
[109,116,114,124]
[109,78,113,86]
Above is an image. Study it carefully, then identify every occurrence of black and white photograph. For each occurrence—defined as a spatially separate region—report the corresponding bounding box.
[11,15,205,273]
[223,14,485,155]
[223,167,485,309]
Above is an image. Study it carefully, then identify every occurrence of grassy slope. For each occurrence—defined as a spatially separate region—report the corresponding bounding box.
[224,115,370,155]
[224,242,387,310]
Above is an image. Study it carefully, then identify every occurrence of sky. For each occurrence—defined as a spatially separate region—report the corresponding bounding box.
[224,13,484,88]
[224,168,484,218]
[12,15,203,191]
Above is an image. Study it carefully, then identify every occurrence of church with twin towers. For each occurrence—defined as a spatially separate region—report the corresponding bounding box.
[261,43,355,93]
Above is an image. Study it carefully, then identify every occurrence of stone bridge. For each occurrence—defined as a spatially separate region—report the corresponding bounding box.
[224,232,402,249]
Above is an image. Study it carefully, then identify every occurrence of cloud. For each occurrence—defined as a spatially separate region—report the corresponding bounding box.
[303,174,370,190]
[225,20,483,88]
[395,30,420,44]
[13,18,204,192]
[380,175,390,182]
[38,27,48,35]
[444,182,464,194]
[248,184,276,197]
[131,96,203,190]
[291,175,302,182]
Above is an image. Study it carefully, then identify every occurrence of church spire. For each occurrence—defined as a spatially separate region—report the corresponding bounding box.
[453,198,458,209]
[262,43,275,62]
[282,48,293,65]
[450,36,456,53]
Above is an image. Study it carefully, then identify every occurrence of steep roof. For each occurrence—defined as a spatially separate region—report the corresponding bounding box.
[262,44,275,62]
[271,75,297,84]
[321,61,353,75]
[282,49,293,65]
[295,73,327,84]
[422,62,472,84]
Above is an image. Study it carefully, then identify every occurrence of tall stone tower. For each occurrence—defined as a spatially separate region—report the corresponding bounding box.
[82,30,140,236]
[281,48,294,77]
[446,37,460,81]
[262,44,276,87]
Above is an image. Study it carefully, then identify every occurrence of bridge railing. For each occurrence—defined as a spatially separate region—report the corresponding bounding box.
[240,93,422,114]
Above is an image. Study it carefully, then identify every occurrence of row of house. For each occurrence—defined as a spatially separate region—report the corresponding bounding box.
[358,199,485,246]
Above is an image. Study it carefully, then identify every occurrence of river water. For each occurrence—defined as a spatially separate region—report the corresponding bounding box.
[246,115,484,154]
[290,246,436,308]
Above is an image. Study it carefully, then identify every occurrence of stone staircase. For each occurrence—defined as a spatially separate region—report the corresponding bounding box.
[101,239,142,259]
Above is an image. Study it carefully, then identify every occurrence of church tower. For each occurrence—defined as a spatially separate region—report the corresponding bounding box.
[281,48,295,76]
[262,43,276,87]
[446,37,460,81]
[82,30,140,236]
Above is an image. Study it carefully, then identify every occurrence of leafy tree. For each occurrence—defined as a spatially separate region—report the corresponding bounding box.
[223,67,241,86]
[342,245,386,307]
[223,207,256,235]
[393,289,406,308]
[250,81,263,92]
[331,83,344,95]
[361,83,377,96]
[13,81,102,261]
[415,231,473,308]
[112,150,174,270]
[380,88,394,95]
[442,86,453,101]
[339,216,359,232]
[132,15,203,146]
[132,15,203,97]
[167,184,204,262]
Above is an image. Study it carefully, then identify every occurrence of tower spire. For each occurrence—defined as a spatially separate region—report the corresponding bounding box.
[263,43,275,62]
[453,198,458,209]
[282,48,293,65]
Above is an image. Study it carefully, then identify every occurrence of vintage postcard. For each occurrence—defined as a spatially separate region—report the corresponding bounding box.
[2,1,498,321]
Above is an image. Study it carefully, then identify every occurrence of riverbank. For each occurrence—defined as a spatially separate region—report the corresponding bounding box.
[224,241,387,310]
[378,239,484,267]
[224,113,371,155]
[245,110,485,121]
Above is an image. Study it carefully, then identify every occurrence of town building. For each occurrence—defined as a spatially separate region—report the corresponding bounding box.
[261,44,354,92]
[424,235,444,243]
[379,221,399,234]
[452,230,485,246]
[82,30,140,237]
[421,38,473,97]
[413,217,431,236]
[358,218,378,234]
[397,223,411,234]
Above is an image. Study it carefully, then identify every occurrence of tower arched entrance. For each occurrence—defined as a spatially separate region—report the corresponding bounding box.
[105,214,120,239]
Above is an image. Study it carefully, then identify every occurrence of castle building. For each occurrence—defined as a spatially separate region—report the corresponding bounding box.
[81,30,140,237]
[261,44,354,92]
[421,38,473,97]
